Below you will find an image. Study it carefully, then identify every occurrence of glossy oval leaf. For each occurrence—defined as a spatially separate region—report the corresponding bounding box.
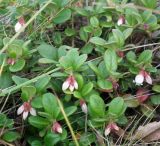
[37,43,57,60]
[28,116,49,129]
[89,95,105,118]
[104,49,117,72]
[53,9,71,24]
[108,97,126,117]
[9,59,25,72]
[42,93,60,118]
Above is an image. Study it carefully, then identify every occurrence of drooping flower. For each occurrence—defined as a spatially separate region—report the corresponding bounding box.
[62,75,78,92]
[134,70,152,85]
[7,58,15,65]
[52,122,63,134]
[80,99,88,114]
[15,17,25,33]
[104,122,119,136]
[117,16,125,26]
[17,102,36,120]
[136,88,149,103]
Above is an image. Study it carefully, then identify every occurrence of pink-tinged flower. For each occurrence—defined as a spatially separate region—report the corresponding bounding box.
[7,58,15,65]
[52,122,63,134]
[117,16,125,26]
[17,102,36,120]
[134,70,152,85]
[136,88,149,103]
[143,24,149,30]
[104,123,119,136]
[117,51,124,58]
[15,17,25,32]
[80,100,88,114]
[62,75,78,92]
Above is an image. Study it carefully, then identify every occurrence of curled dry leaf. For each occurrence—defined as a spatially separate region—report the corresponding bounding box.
[132,121,160,142]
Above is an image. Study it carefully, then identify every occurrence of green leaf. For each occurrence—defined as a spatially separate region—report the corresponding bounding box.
[126,51,137,63]
[28,116,49,129]
[150,94,160,105]
[35,75,51,92]
[80,133,96,145]
[42,93,60,118]
[53,32,62,45]
[65,28,76,36]
[21,86,36,101]
[2,131,20,142]
[5,38,23,58]
[84,25,94,33]
[44,132,61,146]
[137,50,152,64]
[123,28,133,40]
[37,43,57,60]
[142,10,152,22]
[97,79,113,90]
[53,0,68,7]
[0,72,13,89]
[31,96,43,108]
[79,27,88,42]
[88,62,102,77]
[75,54,87,70]
[93,27,102,37]
[59,49,87,71]
[57,106,77,120]
[81,43,93,54]
[75,74,84,90]
[75,8,89,16]
[53,9,71,24]
[90,16,99,27]
[141,0,157,9]
[0,114,14,128]
[89,95,105,118]
[112,29,125,47]
[125,8,142,26]
[108,97,126,117]
[31,140,42,146]
[73,91,82,99]
[9,59,25,72]
[38,58,57,64]
[104,49,117,72]
[123,95,139,108]
[81,82,93,96]
[12,75,29,85]
[90,37,107,46]
[152,85,160,93]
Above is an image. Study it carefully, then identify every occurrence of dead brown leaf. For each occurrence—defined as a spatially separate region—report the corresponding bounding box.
[132,121,160,142]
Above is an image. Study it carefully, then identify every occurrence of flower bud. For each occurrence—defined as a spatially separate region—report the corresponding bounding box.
[117,16,125,26]
[52,122,63,134]
[80,100,88,114]
[7,58,15,65]
[15,17,25,32]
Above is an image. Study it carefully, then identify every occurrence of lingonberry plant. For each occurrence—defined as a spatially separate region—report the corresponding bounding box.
[0,0,160,145]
